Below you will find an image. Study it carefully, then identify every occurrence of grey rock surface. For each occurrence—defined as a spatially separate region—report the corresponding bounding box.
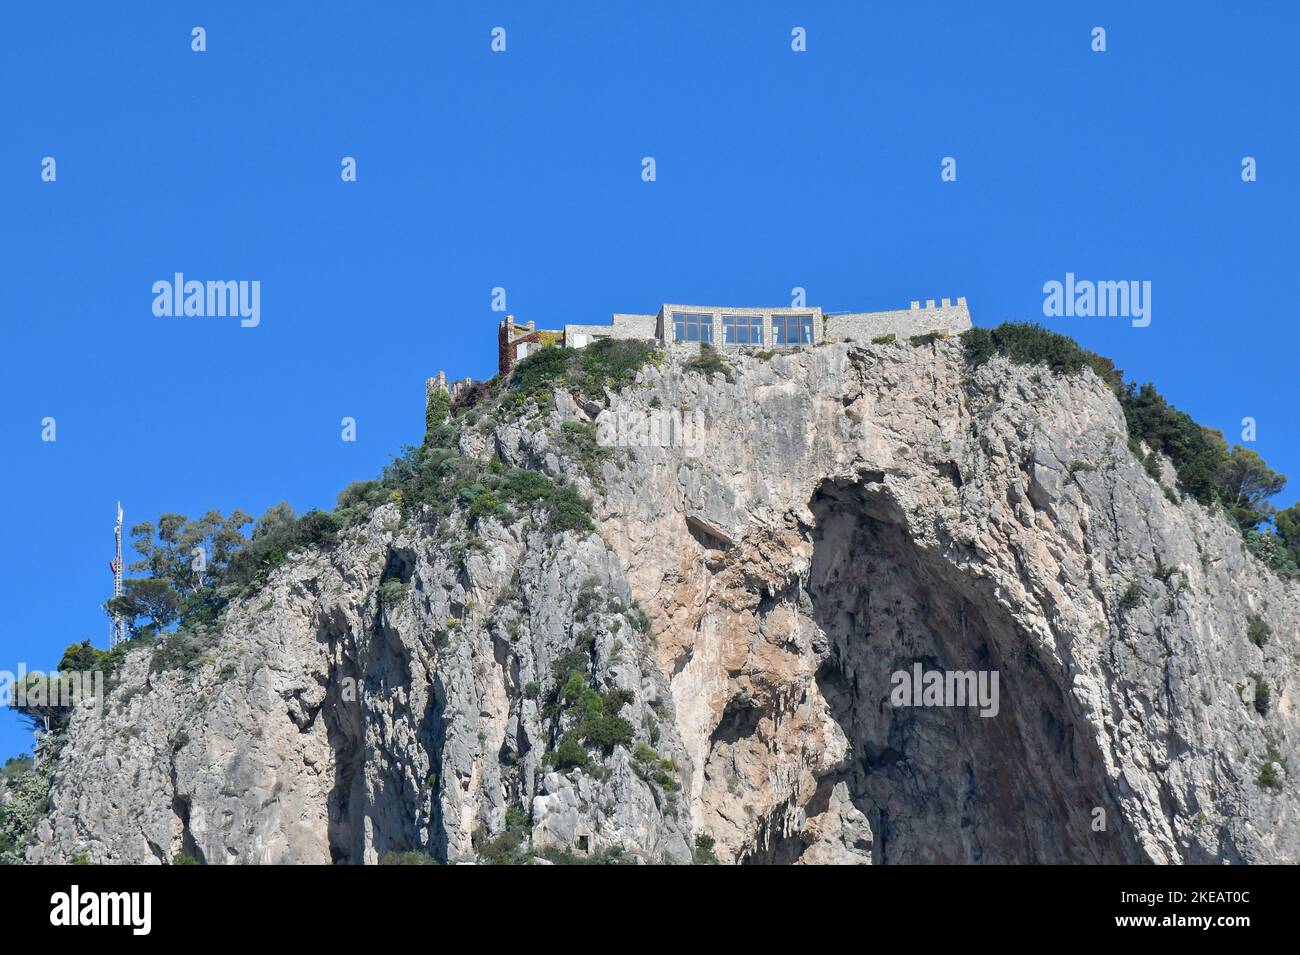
[29,340,1299,863]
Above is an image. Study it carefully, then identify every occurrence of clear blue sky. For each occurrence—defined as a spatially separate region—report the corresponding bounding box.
[1,1,1296,759]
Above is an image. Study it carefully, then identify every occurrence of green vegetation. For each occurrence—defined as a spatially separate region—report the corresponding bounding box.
[0,756,32,782]
[545,681,636,769]
[474,806,532,865]
[1253,678,1271,716]
[693,833,719,865]
[1257,736,1286,790]
[171,852,200,865]
[379,850,440,865]
[1247,615,1271,648]
[549,734,590,771]
[20,333,654,698]
[870,333,896,345]
[908,331,945,346]
[4,336,660,853]
[558,420,614,487]
[6,638,134,735]
[961,323,1123,389]
[423,387,453,449]
[541,588,641,772]
[0,751,55,865]
[633,741,679,792]
[501,338,662,414]
[962,323,1293,566]
[378,578,407,610]
[538,844,636,865]
[684,342,734,382]
[1119,582,1142,611]
[381,448,593,534]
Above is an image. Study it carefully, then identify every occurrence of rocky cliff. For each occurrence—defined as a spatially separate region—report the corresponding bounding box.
[27,339,1299,864]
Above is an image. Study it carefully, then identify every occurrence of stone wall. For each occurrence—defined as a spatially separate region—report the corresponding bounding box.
[564,313,657,347]
[826,299,972,343]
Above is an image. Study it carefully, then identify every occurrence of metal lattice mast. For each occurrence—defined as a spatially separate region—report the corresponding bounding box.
[110,501,126,648]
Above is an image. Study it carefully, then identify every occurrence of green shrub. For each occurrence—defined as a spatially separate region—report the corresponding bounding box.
[378,578,407,609]
[652,769,679,792]
[908,331,944,346]
[628,606,651,634]
[685,343,733,382]
[506,338,661,409]
[693,834,719,865]
[502,467,553,505]
[546,484,594,533]
[475,806,531,865]
[424,387,453,449]
[380,850,441,865]
[171,852,200,865]
[1253,679,1271,716]
[1245,531,1298,573]
[578,713,635,751]
[1256,737,1285,790]
[550,734,590,771]
[150,629,218,676]
[0,754,54,865]
[1247,615,1271,647]
[960,323,1123,391]
[1119,583,1142,611]
[509,345,572,403]
[578,339,663,400]
[602,688,635,714]
[539,845,635,865]
[870,333,896,345]
[1122,384,1224,506]
[465,488,502,525]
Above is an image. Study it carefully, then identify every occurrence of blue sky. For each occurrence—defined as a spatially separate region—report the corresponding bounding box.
[1,1,1295,759]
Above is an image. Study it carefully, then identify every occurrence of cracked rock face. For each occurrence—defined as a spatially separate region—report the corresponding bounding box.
[30,340,1299,864]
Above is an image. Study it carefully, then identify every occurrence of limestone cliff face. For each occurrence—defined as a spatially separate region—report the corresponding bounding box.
[29,340,1299,864]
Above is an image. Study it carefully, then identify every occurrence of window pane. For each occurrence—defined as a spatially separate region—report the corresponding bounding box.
[773,314,813,345]
[675,312,711,342]
[723,314,761,345]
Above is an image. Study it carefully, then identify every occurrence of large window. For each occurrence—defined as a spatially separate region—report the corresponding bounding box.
[723,313,764,345]
[673,312,713,343]
[772,313,814,346]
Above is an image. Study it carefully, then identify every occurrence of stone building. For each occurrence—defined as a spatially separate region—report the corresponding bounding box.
[497,299,972,374]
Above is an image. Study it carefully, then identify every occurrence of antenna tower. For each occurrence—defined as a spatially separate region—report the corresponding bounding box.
[109,501,126,648]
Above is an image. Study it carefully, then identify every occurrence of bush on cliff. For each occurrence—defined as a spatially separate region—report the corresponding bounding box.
[0,749,57,865]
[503,338,662,413]
[962,323,1292,563]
